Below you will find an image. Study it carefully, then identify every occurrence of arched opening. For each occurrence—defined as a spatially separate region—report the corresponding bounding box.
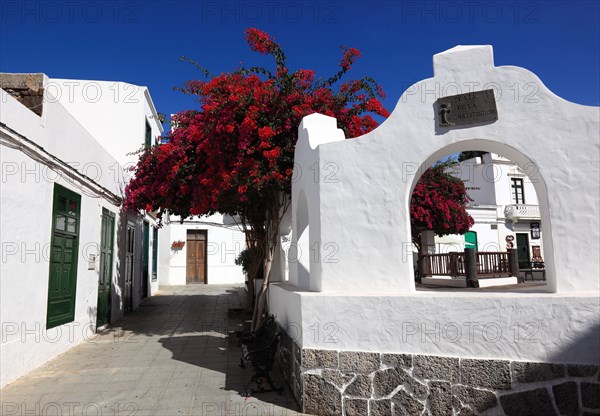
[407,140,555,292]
[293,190,311,289]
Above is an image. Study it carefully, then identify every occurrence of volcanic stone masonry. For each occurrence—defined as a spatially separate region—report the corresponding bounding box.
[277,328,600,416]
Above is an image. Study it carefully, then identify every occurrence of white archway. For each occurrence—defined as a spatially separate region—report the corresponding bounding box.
[291,189,311,289]
[407,139,555,291]
[288,45,598,295]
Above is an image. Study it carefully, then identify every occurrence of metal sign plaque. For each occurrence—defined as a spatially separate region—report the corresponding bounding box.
[436,89,498,127]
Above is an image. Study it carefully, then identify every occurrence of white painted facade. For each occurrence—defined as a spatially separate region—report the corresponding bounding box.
[433,153,545,262]
[158,213,246,285]
[51,76,164,300]
[270,46,599,364]
[49,79,163,167]
[0,74,163,387]
[156,115,246,287]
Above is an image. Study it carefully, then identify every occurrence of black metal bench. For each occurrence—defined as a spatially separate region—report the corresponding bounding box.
[239,315,284,395]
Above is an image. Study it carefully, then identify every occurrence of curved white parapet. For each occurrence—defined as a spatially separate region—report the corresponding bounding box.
[297,113,346,151]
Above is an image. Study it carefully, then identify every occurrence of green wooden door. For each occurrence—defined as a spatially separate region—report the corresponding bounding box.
[96,208,115,328]
[47,185,81,329]
[465,231,478,251]
[516,233,530,269]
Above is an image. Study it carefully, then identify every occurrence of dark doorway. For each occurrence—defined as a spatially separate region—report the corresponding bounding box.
[516,233,530,269]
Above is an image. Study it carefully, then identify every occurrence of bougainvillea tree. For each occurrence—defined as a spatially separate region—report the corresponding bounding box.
[410,161,474,250]
[125,28,472,326]
[125,28,389,327]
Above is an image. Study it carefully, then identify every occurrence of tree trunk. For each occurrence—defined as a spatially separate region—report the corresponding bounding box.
[246,229,265,311]
[246,272,255,312]
[252,244,274,330]
[251,195,289,330]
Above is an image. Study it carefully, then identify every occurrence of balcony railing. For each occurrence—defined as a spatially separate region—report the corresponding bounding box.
[504,204,540,222]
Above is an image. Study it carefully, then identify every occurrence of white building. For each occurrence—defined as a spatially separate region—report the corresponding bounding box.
[154,116,246,287]
[270,46,599,414]
[434,152,545,270]
[0,73,162,387]
[158,213,246,286]
[52,82,247,287]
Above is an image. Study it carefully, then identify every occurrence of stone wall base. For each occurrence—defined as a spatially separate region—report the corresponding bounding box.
[276,327,600,416]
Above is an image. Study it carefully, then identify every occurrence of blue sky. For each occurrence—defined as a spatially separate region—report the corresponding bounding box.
[1,0,599,132]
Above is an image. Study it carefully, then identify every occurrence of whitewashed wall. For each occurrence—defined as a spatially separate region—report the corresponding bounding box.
[158,213,245,285]
[50,79,163,168]
[272,45,599,366]
[51,77,163,301]
[271,284,599,365]
[0,87,126,387]
[289,45,599,294]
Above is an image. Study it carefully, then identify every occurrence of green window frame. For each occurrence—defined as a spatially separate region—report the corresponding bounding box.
[511,178,525,204]
[47,184,81,329]
[145,120,152,149]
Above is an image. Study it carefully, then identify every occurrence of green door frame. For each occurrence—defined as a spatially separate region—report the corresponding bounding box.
[47,184,81,329]
[141,221,150,299]
[96,208,115,328]
[152,227,158,281]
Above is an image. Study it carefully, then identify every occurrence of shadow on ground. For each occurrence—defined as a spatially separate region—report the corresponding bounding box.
[110,285,301,414]
[0,285,303,416]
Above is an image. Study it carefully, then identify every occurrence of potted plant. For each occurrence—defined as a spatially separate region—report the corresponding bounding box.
[171,240,185,249]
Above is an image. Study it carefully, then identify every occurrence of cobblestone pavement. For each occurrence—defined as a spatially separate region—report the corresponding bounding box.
[0,285,304,416]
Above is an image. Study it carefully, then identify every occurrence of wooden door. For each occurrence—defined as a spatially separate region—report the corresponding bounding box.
[96,208,115,328]
[516,233,530,269]
[47,185,81,329]
[124,223,135,312]
[186,230,207,284]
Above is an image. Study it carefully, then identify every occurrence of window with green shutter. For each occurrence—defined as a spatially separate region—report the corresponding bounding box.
[47,184,81,329]
[145,120,152,149]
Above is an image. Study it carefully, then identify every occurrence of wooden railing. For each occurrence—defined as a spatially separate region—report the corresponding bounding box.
[421,253,465,277]
[476,252,511,276]
[421,251,512,278]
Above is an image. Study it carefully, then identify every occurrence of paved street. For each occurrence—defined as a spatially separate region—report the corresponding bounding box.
[0,285,303,416]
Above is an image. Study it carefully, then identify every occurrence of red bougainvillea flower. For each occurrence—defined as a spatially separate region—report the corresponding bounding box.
[340,46,361,70]
[124,28,475,321]
[245,28,278,55]
[125,28,390,224]
[410,162,474,238]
